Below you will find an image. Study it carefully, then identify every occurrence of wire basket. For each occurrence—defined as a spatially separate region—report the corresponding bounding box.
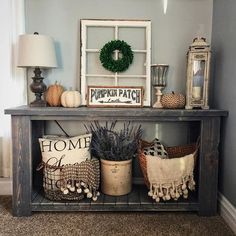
[139,139,199,188]
[37,159,100,201]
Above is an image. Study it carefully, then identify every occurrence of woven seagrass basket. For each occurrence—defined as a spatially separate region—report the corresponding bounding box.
[139,140,199,188]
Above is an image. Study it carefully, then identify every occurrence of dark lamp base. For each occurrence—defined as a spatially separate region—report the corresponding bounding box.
[30,67,47,107]
[30,99,47,107]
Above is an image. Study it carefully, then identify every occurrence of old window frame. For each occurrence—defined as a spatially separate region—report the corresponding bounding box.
[80,19,151,106]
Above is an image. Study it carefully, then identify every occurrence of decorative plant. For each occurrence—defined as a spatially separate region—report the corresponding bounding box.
[85,121,142,161]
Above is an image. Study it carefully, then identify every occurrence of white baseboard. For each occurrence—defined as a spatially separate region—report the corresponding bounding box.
[0,178,12,195]
[218,192,236,234]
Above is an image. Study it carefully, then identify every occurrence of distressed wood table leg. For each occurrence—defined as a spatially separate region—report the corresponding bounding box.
[198,117,221,216]
[12,116,32,216]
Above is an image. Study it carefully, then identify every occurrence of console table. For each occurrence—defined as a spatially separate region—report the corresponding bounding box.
[5,106,228,217]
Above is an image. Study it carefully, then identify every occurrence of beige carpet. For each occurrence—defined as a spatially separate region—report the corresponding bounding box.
[0,196,234,236]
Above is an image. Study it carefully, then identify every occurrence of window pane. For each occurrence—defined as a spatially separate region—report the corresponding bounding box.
[118,27,146,50]
[87,27,114,49]
[87,52,114,75]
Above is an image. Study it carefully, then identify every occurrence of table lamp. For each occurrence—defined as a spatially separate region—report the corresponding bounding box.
[17,32,57,107]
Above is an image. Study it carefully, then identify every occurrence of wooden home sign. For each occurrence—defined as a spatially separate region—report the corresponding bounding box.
[87,86,143,107]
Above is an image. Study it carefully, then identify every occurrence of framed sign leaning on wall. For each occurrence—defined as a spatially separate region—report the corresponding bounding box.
[87,86,143,107]
[80,19,151,106]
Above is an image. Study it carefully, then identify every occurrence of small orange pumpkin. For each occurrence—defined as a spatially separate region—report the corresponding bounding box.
[45,82,64,106]
[161,91,185,109]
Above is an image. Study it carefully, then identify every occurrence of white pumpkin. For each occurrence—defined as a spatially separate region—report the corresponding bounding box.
[61,90,81,108]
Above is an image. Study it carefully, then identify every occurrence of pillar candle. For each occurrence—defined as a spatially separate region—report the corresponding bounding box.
[192,86,202,100]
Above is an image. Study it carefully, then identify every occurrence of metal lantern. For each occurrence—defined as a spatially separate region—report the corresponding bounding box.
[185,37,211,109]
[151,64,169,108]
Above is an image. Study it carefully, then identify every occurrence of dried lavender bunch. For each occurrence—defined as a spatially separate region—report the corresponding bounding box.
[85,121,142,161]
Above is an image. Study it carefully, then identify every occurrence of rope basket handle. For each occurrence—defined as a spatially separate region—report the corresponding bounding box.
[192,136,201,157]
[54,120,70,137]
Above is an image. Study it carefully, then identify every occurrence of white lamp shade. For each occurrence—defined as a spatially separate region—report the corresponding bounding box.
[17,34,58,68]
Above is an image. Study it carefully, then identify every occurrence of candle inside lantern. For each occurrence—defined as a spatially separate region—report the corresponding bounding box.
[192,61,204,101]
[192,86,202,100]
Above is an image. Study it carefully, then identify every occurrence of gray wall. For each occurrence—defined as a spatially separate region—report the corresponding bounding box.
[25,0,213,138]
[25,0,213,176]
[212,0,236,207]
[25,0,213,95]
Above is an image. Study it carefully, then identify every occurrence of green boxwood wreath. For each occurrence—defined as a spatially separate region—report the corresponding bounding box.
[99,40,134,73]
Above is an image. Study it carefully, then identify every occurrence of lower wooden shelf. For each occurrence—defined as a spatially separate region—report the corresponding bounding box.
[32,185,199,212]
